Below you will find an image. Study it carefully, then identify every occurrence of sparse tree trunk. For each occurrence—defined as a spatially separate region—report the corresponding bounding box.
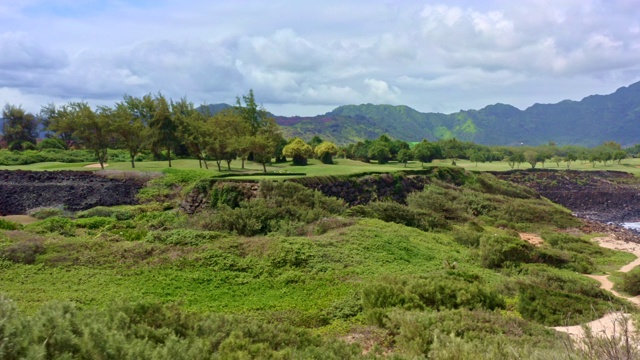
[168,148,172,167]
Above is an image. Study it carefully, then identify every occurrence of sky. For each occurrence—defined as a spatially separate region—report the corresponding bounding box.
[1,0,640,117]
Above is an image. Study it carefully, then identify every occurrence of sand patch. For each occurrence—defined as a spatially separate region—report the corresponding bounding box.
[519,233,544,246]
[84,163,109,168]
[554,235,640,341]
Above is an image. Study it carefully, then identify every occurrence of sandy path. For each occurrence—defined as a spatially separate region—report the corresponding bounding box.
[554,235,640,338]
[84,163,109,168]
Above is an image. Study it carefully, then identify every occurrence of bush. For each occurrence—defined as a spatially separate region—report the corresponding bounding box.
[622,268,640,296]
[36,138,66,150]
[452,227,483,248]
[362,272,505,313]
[75,206,134,220]
[195,181,345,236]
[143,229,227,246]
[74,216,117,230]
[26,216,76,236]
[28,206,65,220]
[0,237,45,264]
[0,218,22,231]
[479,234,533,269]
[348,201,450,232]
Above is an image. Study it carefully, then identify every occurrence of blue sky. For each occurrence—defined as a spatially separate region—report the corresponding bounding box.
[1,0,640,116]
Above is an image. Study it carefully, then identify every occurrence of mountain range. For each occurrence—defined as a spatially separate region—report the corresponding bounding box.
[263,81,640,146]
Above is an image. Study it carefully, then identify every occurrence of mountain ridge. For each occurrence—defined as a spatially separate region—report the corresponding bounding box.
[204,81,640,146]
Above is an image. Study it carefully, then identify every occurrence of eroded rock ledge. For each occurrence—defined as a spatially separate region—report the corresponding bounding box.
[0,170,145,215]
[494,170,640,223]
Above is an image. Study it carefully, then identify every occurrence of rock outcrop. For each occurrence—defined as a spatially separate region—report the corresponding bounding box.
[494,170,640,223]
[0,170,146,215]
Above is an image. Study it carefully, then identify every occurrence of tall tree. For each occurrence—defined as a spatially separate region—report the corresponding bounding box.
[178,107,210,169]
[112,98,150,168]
[235,89,268,136]
[42,104,76,149]
[413,140,441,167]
[206,109,245,171]
[1,104,39,150]
[67,102,113,170]
[149,94,180,167]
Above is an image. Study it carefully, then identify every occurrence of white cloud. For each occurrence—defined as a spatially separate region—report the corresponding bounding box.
[0,0,639,116]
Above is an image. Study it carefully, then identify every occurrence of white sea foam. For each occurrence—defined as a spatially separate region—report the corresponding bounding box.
[622,222,640,231]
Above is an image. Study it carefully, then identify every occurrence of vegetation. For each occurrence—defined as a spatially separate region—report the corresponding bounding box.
[277,82,640,147]
[0,166,637,358]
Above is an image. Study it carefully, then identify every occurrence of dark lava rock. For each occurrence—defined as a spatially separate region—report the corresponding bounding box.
[0,170,146,215]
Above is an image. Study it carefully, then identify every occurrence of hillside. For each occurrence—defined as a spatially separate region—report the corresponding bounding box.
[268,81,640,146]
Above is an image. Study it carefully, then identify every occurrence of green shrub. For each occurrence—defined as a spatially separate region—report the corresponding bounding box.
[622,268,640,296]
[479,234,533,269]
[36,138,66,150]
[143,229,226,246]
[452,227,483,248]
[28,206,64,219]
[362,272,505,313]
[348,202,450,232]
[74,216,117,230]
[379,308,558,357]
[0,218,22,231]
[195,181,345,236]
[26,216,76,236]
[0,237,45,264]
[210,183,246,209]
[76,206,134,220]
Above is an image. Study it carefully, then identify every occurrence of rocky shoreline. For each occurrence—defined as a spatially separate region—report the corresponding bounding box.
[494,169,640,224]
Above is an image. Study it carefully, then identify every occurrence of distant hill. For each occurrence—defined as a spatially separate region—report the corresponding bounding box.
[202,81,640,146]
[277,82,640,146]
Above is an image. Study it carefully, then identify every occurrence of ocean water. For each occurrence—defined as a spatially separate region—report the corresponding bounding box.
[622,222,640,231]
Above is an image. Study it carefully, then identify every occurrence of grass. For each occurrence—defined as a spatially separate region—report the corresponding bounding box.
[458,158,640,176]
[0,219,473,314]
[3,157,639,179]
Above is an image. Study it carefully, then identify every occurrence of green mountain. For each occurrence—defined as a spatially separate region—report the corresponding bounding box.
[274,81,640,146]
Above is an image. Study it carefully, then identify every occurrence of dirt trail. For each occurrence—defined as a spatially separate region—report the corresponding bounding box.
[554,235,640,338]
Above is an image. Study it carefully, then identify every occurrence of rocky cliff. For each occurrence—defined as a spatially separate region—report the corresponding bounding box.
[494,170,640,223]
[0,170,146,215]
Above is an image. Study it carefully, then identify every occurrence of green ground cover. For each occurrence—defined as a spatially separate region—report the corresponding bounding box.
[1,167,638,358]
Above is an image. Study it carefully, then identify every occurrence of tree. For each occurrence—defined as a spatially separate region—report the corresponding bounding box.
[43,104,76,149]
[1,104,39,151]
[314,141,339,164]
[367,141,391,164]
[469,152,485,167]
[441,138,463,165]
[179,110,211,169]
[413,140,441,167]
[565,152,577,169]
[397,148,412,167]
[512,152,525,169]
[308,135,324,150]
[283,138,313,166]
[614,150,627,164]
[247,118,280,173]
[66,102,113,170]
[202,110,241,171]
[111,98,150,168]
[524,151,538,169]
[149,94,180,167]
[551,156,563,168]
[234,90,271,168]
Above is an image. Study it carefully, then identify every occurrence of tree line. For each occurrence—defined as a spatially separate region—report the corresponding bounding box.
[0,91,289,172]
[342,136,630,169]
[0,93,635,170]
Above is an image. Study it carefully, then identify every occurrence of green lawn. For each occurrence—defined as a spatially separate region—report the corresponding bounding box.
[3,157,638,178]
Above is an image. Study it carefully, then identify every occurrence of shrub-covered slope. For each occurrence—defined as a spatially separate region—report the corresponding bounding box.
[0,169,637,359]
